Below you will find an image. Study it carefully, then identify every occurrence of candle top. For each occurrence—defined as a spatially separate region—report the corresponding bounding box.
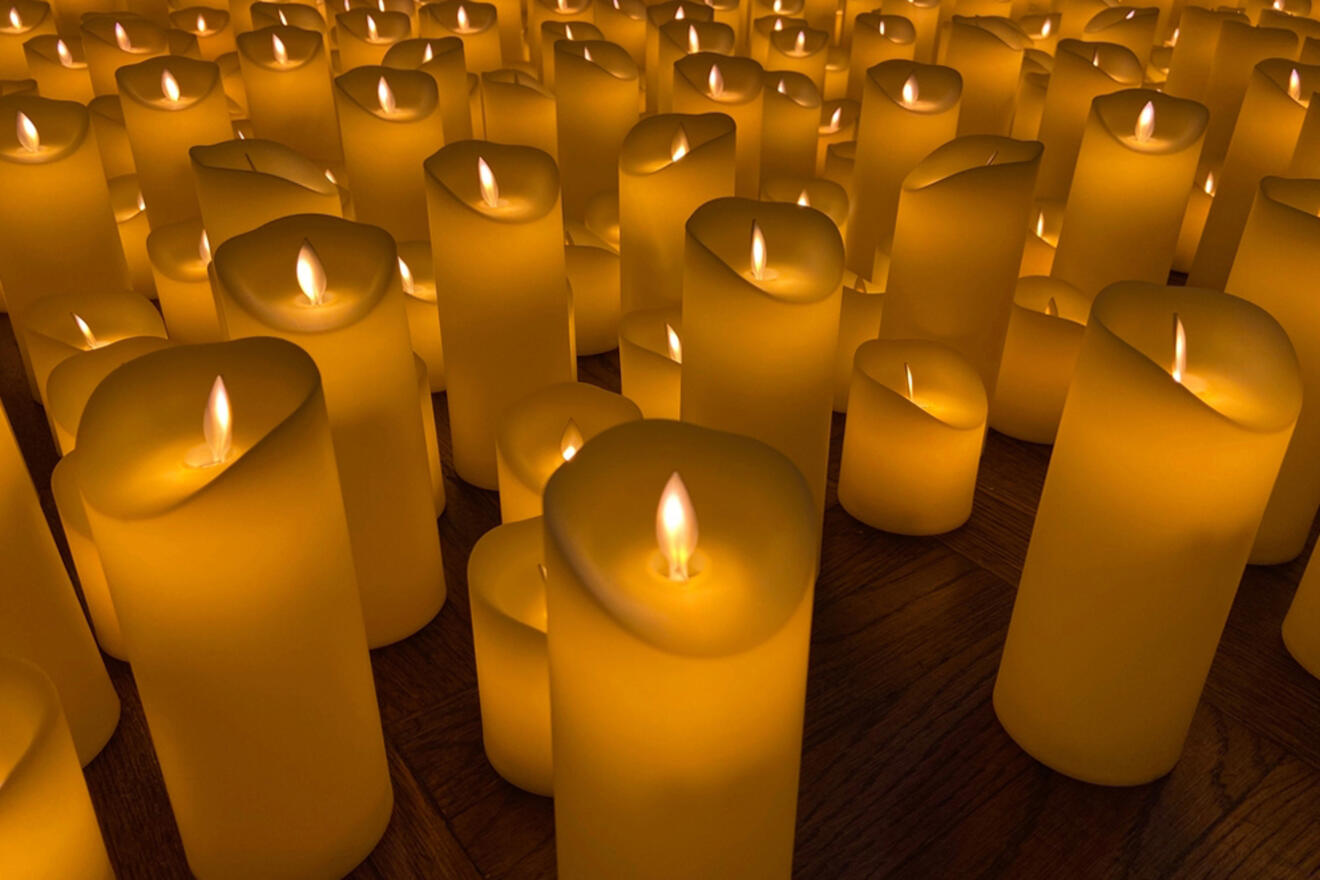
[1260,175,1320,219]
[22,35,88,68]
[599,0,646,21]
[1093,88,1208,153]
[1084,4,1157,34]
[620,111,735,174]
[426,139,561,222]
[752,14,807,39]
[676,52,764,102]
[768,24,829,56]
[659,18,734,55]
[116,55,222,110]
[647,0,714,27]
[396,240,436,302]
[481,67,554,97]
[542,19,604,42]
[336,65,439,120]
[761,176,848,226]
[190,137,340,198]
[108,173,145,223]
[753,0,805,14]
[337,8,410,42]
[20,290,165,355]
[80,15,168,53]
[238,25,325,70]
[535,0,590,13]
[582,193,620,249]
[557,39,639,81]
[469,517,548,634]
[0,659,68,790]
[1261,57,1320,106]
[1057,38,1143,84]
[1022,47,1052,77]
[950,14,1030,50]
[146,217,212,281]
[0,94,91,163]
[170,7,232,35]
[2,0,50,33]
[250,1,326,31]
[904,134,1042,191]
[869,59,962,113]
[423,0,497,33]
[765,70,821,108]
[817,98,856,132]
[382,36,463,68]
[855,338,988,429]
[854,12,916,44]
[1014,275,1088,325]
[619,305,682,361]
[47,337,174,439]
[543,419,816,656]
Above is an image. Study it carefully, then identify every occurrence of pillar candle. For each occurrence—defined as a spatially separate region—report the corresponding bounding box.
[565,220,621,354]
[172,7,234,60]
[594,0,647,68]
[681,197,843,520]
[213,215,446,646]
[0,658,114,879]
[1259,8,1320,47]
[847,58,961,279]
[81,15,169,95]
[994,282,1301,785]
[618,306,682,418]
[23,36,94,102]
[147,218,223,341]
[1190,60,1317,289]
[1163,7,1245,103]
[760,70,820,180]
[0,400,119,765]
[479,69,558,159]
[749,14,806,66]
[1172,167,1216,273]
[822,134,853,191]
[1081,6,1158,69]
[467,516,552,795]
[110,174,156,298]
[539,21,604,89]
[1052,89,1207,300]
[250,1,327,36]
[236,26,342,164]
[419,0,502,72]
[528,0,593,70]
[1020,13,1059,55]
[336,9,410,70]
[398,240,445,391]
[543,418,816,880]
[497,381,642,522]
[555,39,639,220]
[829,272,883,411]
[1199,20,1297,163]
[1010,52,1049,141]
[50,451,125,658]
[673,52,764,196]
[45,334,171,456]
[646,1,713,112]
[882,0,939,61]
[78,338,393,876]
[881,135,1041,395]
[619,111,736,313]
[383,37,473,140]
[657,19,734,113]
[88,95,135,178]
[847,13,915,101]
[814,97,856,174]
[706,0,744,50]
[1019,201,1058,276]
[424,140,575,487]
[0,1,55,78]
[943,15,1027,136]
[1054,0,1107,40]
[765,24,829,91]
[1290,87,1320,176]
[761,173,847,230]
[838,338,987,533]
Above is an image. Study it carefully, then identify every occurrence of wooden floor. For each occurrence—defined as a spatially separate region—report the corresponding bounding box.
[6,314,1320,880]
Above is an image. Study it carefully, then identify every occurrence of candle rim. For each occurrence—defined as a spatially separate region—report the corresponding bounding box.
[396,240,437,302]
[1091,87,1209,154]
[80,14,169,51]
[646,0,714,26]
[557,37,640,80]
[382,35,464,67]
[765,69,822,107]
[903,134,1042,191]
[760,175,848,225]
[238,25,325,70]
[190,137,340,200]
[767,22,829,54]
[422,0,499,31]
[146,217,217,281]
[1013,275,1088,325]
[1,0,51,33]
[1083,3,1157,32]
[869,59,962,113]
[334,65,441,119]
[1057,38,1144,84]
[114,54,222,109]
[250,1,326,30]
[0,657,67,795]
[481,66,555,95]
[854,12,916,43]
[336,7,410,40]
[619,111,735,174]
[47,337,173,438]
[854,337,988,430]
[675,51,764,102]
[0,93,92,163]
[19,289,165,353]
[22,34,88,66]
[468,516,548,634]
[949,14,1030,51]
[658,17,734,52]
[425,140,561,221]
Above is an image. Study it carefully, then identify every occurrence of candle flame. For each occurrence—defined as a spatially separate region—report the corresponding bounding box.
[161,68,181,103]
[1171,312,1185,384]
[796,188,810,206]
[477,155,499,207]
[1040,17,1051,36]
[1091,48,1099,67]
[670,125,690,161]
[666,323,682,363]
[7,6,18,28]
[456,3,469,28]
[827,105,842,130]
[707,62,724,97]
[237,128,247,138]
[656,471,697,582]
[556,0,567,10]
[423,41,434,61]
[772,17,783,30]
[1044,296,1058,317]
[199,229,211,263]
[564,23,575,39]
[195,12,207,32]
[793,28,805,53]
[559,419,583,461]
[1134,100,1155,142]
[15,110,38,152]
[903,361,914,400]
[366,12,379,40]
[202,375,232,466]
[688,23,699,52]
[377,0,385,10]
[1203,171,1215,195]
[674,4,685,19]
[377,75,397,113]
[750,219,766,280]
[278,7,289,24]
[1124,8,1134,18]
[56,39,74,67]
[1035,211,1045,238]
[72,313,98,348]
[296,240,327,305]
[115,21,132,51]
[772,0,784,11]
[583,43,593,61]
[901,72,918,106]
[1275,0,1285,8]
[1170,26,1178,45]
[878,19,885,35]
[272,32,288,64]
[136,191,145,211]
[1289,68,1302,102]
[776,77,787,94]
[324,167,338,184]
[398,256,414,294]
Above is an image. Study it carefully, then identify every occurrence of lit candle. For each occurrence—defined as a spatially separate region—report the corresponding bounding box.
[1052,90,1208,301]
[619,112,736,314]
[419,0,502,72]
[847,13,915,102]
[672,52,765,196]
[1172,167,1216,273]
[528,0,593,70]
[543,419,816,879]
[829,272,883,411]
[78,338,393,875]
[0,658,114,879]
[881,136,1042,395]
[1019,202,1058,276]
[646,1,714,113]
[565,219,622,354]
[813,97,856,174]
[412,353,446,515]
[682,198,843,522]
[88,94,135,179]
[749,14,807,67]
[0,0,55,79]
[705,0,744,51]
[336,9,410,70]
[838,338,987,533]
[880,0,939,61]
[213,216,447,646]
[424,141,576,487]
[994,282,1302,784]
[593,0,647,69]
[80,15,169,96]
[250,1,327,36]
[109,173,155,298]
[236,26,342,164]
[45,335,171,457]
[765,25,829,92]
[539,20,604,89]
[760,174,847,233]
[1080,6,1158,69]
[1198,20,1297,164]
[383,37,474,141]
[479,69,558,160]
[1009,50,1050,142]
[497,381,642,522]
[1020,13,1059,56]
[821,137,854,191]
[656,19,734,113]
[398,240,445,391]
[760,71,820,180]
[1053,0,1108,40]
[147,218,223,342]
[942,15,1028,136]
[1291,86,1320,176]
[556,39,639,220]
[1163,7,1245,104]
[618,306,682,418]
[171,6,235,61]
[22,36,94,103]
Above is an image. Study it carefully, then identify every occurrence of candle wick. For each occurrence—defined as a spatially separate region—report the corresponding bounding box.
[244,152,258,172]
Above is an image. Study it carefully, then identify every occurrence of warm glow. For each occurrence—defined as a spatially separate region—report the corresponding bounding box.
[1124,8,1134,18]
[1044,296,1058,317]
[903,362,914,401]
[398,256,414,294]
[136,191,145,212]
[1171,313,1186,384]
[559,419,583,461]
[1091,48,1100,67]
[1170,26,1179,45]
[1040,17,1051,37]
[563,23,575,39]
[877,19,885,35]
[366,12,380,40]
[324,167,338,184]
[195,12,207,32]
[1289,68,1302,102]
[477,156,499,207]
[199,229,211,263]
[776,77,787,95]
[656,471,697,582]
[1134,100,1155,142]
[423,42,434,61]
[1275,0,1285,8]
[826,105,842,131]
[72,313,98,349]
[296,240,327,306]
[377,0,386,10]
[56,39,74,67]
[707,62,724,97]
[793,28,805,53]
[6,6,19,28]
[688,23,699,52]
[1035,211,1045,239]
[670,125,689,161]
[901,73,918,106]
[797,188,810,207]
[272,33,289,64]
[376,75,397,113]
[15,110,38,152]
[1203,171,1215,195]
[278,7,289,24]
[773,17,783,30]
[202,375,232,466]
[985,149,998,166]
[750,220,766,280]
[115,21,132,51]
[456,3,469,29]
[582,44,593,62]
[674,4,684,18]
[161,68,181,103]
[666,323,682,363]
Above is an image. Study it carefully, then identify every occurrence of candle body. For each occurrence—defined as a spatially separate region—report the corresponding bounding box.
[22,35,95,102]
[336,10,410,70]
[81,17,170,96]
[399,240,445,391]
[110,175,155,299]
[943,15,1027,136]
[419,2,502,72]
[760,70,820,181]
[882,0,939,61]
[618,306,682,418]
[565,221,620,354]
[51,452,124,660]
[1081,6,1159,69]
[1164,7,1245,103]
[88,95,135,179]
[1198,21,1297,163]
[832,276,884,411]
[673,52,764,197]
[148,218,223,343]
[556,40,639,221]
[383,38,473,142]
[656,19,733,114]
[847,14,916,101]
[236,27,342,164]
[1284,543,1320,677]
[765,27,830,92]
[994,282,1302,785]
[594,0,646,68]
[46,336,173,456]
[480,70,558,159]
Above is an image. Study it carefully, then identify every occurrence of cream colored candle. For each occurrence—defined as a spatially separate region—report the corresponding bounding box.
[619,111,735,313]
[480,69,558,159]
[765,25,829,91]
[0,1,55,78]
[760,70,819,180]
[594,0,646,68]
[847,58,961,279]
[23,36,94,102]
[988,275,1087,443]
[89,95,135,178]
[110,174,155,298]
[682,197,843,520]
[1081,6,1159,69]
[565,220,621,354]
[749,14,806,67]
[79,338,393,876]
[828,272,883,411]
[882,0,938,61]
[1290,93,1320,175]
[814,97,856,175]
[674,53,764,196]
[555,39,638,220]
[1163,7,1245,103]
[147,218,223,341]
[618,306,681,418]
[882,136,1041,394]
[336,9,410,70]
[46,336,171,457]
[1052,89,1208,300]
[398,240,445,391]
[943,15,1027,136]
[0,400,118,765]
[544,418,816,880]
[541,22,605,96]
[81,15,168,96]
[1009,50,1049,142]
[172,6,234,61]
[467,516,551,795]
[0,658,114,879]
[994,283,1301,785]
[50,450,125,658]
[424,140,575,487]
[646,1,712,112]
[1173,167,1216,273]
[1199,21,1297,163]
[419,1,502,72]
[236,26,342,164]
[838,338,987,533]
[384,37,473,140]
[497,381,642,522]
[528,0,592,69]
[847,13,915,101]
[213,215,446,647]
[656,19,733,113]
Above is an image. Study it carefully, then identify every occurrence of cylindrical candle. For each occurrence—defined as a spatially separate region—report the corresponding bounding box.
[50,450,126,659]
[813,97,856,175]
[765,25,830,92]
[412,352,446,515]
[172,6,235,61]
[1198,20,1297,163]
[2,1,58,79]
[565,220,620,354]
[646,1,713,112]
[829,272,883,411]
[22,36,95,103]
[479,69,558,159]
[760,70,820,180]
[398,239,445,391]
[383,37,473,141]
[555,39,639,221]
[45,335,172,456]
[749,15,807,67]
[147,217,223,342]
[847,13,915,101]
[593,0,646,68]
[1173,167,1217,273]
[110,174,156,299]
[881,0,939,61]
[236,26,342,164]
[81,15,170,96]
[1081,6,1158,69]
[528,0,592,70]
[88,94,135,179]
[656,19,733,113]
[538,21,604,90]
[1163,7,1245,103]
[335,9,410,70]
[943,15,1028,136]
[618,306,682,418]
[418,1,500,70]
[673,52,764,196]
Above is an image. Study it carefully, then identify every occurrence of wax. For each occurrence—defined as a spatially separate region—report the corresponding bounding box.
[555,40,639,220]
[749,15,807,67]
[336,9,410,70]
[847,13,915,101]
[1198,20,1296,164]
[765,25,829,92]
[213,215,446,647]
[236,26,342,164]
[1172,168,1216,273]
[424,140,575,487]
[822,137,854,191]
[1019,14,1059,56]
[479,69,558,159]
[88,95,135,179]
[250,1,326,36]
[1019,202,1058,276]
[656,19,733,113]
[50,451,126,659]
[398,240,445,391]
[594,0,646,68]
[761,174,847,231]
[110,174,156,299]
[147,218,222,342]
[1163,7,1245,104]
[544,419,816,880]
[565,221,621,354]
[618,306,682,418]
[646,1,713,113]
[761,70,820,180]
[528,0,592,70]
[994,282,1302,785]
[838,338,986,534]
[814,98,856,174]
[173,7,235,61]
[23,36,94,103]
[673,52,764,196]
[943,15,1028,136]
[384,37,473,141]
[682,197,843,520]
[419,1,502,72]
[81,15,169,96]
[0,4,55,79]
[881,0,939,61]
[830,272,883,411]
[1010,53,1049,142]
[79,338,392,876]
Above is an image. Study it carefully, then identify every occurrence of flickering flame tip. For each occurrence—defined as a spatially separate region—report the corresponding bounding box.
[296,239,327,306]
[656,472,697,582]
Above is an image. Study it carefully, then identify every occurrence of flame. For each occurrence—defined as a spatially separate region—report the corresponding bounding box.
[773,17,783,30]
[796,188,810,206]
[674,4,684,18]
[687,23,699,52]
[456,3,468,29]
[376,75,397,113]
[1289,68,1302,102]
[199,229,211,263]
[828,105,842,130]
[296,240,327,306]
[136,191,145,211]
[15,110,38,152]
[422,41,434,61]
[793,28,805,53]
[901,72,918,106]
[1124,8,1134,18]
[114,21,132,51]
[72,313,98,348]
[556,0,567,10]
[666,323,682,363]
[1040,17,1051,36]
[1275,0,1285,8]
[195,12,207,32]
[772,0,783,10]
[1134,100,1155,142]
[377,0,385,10]
[1044,296,1058,317]
[656,471,697,582]
[56,39,74,67]
[707,62,724,97]
[1170,26,1178,45]
[477,155,499,207]
[670,125,690,161]
[272,32,288,64]
[1203,171,1215,195]
[903,361,914,400]
[878,19,886,35]
[278,7,288,24]
[583,43,594,62]
[1035,211,1044,238]
[202,375,232,466]
[1091,48,1099,67]
[7,6,18,28]
[366,12,379,40]
[559,419,583,461]
[776,77,787,94]
[564,23,574,39]
[161,68,181,103]
[237,127,246,138]
[398,256,414,294]
[324,167,338,184]
[1171,313,1185,384]
[750,219,766,280]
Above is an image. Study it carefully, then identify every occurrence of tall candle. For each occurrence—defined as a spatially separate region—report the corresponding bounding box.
[1081,6,1159,69]
[45,335,172,456]
[673,52,764,196]
[78,338,393,876]
[172,6,234,61]
[147,218,222,341]
[22,36,94,103]
[419,0,502,72]
[814,97,856,174]
[593,0,646,68]
[81,15,169,96]
[881,0,939,61]
[618,306,682,417]
[656,19,733,113]
[565,220,621,353]
[765,24,829,92]
[336,9,410,70]
[236,26,342,164]
[749,14,807,66]
[1010,50,1050,141]
[760,70,820,180]
[479,69,558,160]
[556,39,639,220]
[1198,20,1297,163]
[398,240,445,391]
[1163,7,1245,103]
[213,215,446,647]
[50,450,125,658]
[646,1,713,113]
[943,15,1028,136]
[847,13,915,101]
[88,94,135,178]
[383,37,473,141]
[0,1,55,78]
[528,0,592,70]
[110,173,155,299]
[1173,167,1216,273]
[994,283,1301,784]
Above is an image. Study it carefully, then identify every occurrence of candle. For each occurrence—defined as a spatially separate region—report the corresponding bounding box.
[847,59,961,280]
[1189,60,1317,289]
[1020,13,1059,56]
[881,0,938,61]
[0,658,114,879]
[618,306,682,417]
[761,174,846,230]
[250,1,327,36]
[619,111,736,314]
[384,37,473,140]
[78,338,393,875]
[822,136,853,190]
[424,140,576,487]
[1081,6,1158,69]
[80,15,170,96]
[528,0,592,70]
[993,282,1302,785]
[398,240,445,391]
[593,0,646,68]
[828,272,883,411]
[1163,7,1246,103]
[419,0,502,72]
[117,56,232,228]
[1292,97,1320,175]
[813,97,855,174]
[881,136,1041,395]
[1054,0,1107,40]
[1259,7,1320,45]
[213,216,446,646]
[236,26,342,164]
[1019,202,1058,276]
[838,338,987,533]
[45,335,172,456]
[1010,50,1050,142]
[88,95,135,178]
[988,275,1088,443]
[760,70,820,180]
[565,220,621,354]
[847,13,915,101]
[479,69,558,160]
[171,6,234,60]
[0,1,55,79]
[555,39,639,220]
[1225,176,1320,563]
[656,19,733,113]
[467,516,552,795]
[147,218,223,341]
[1052,89,1208,301]
[765,25,829,92]
[706,0,744,51]
[682,197,843,521]
[0,400,119,764]
[336,9,410,70]
[646,1,713,113]
[673,52,764,196]
[1198,20,1297,164]
[109,173,156,299]
[1172,167,1216,273]
[497,381,642,522]
[50,450,126,659]
[1284,543,1320,677]
[540,21,604,89]
[943,15,1028,136]
[543,418,816,880]
[22,36,94,103]
[749,15,806,67]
